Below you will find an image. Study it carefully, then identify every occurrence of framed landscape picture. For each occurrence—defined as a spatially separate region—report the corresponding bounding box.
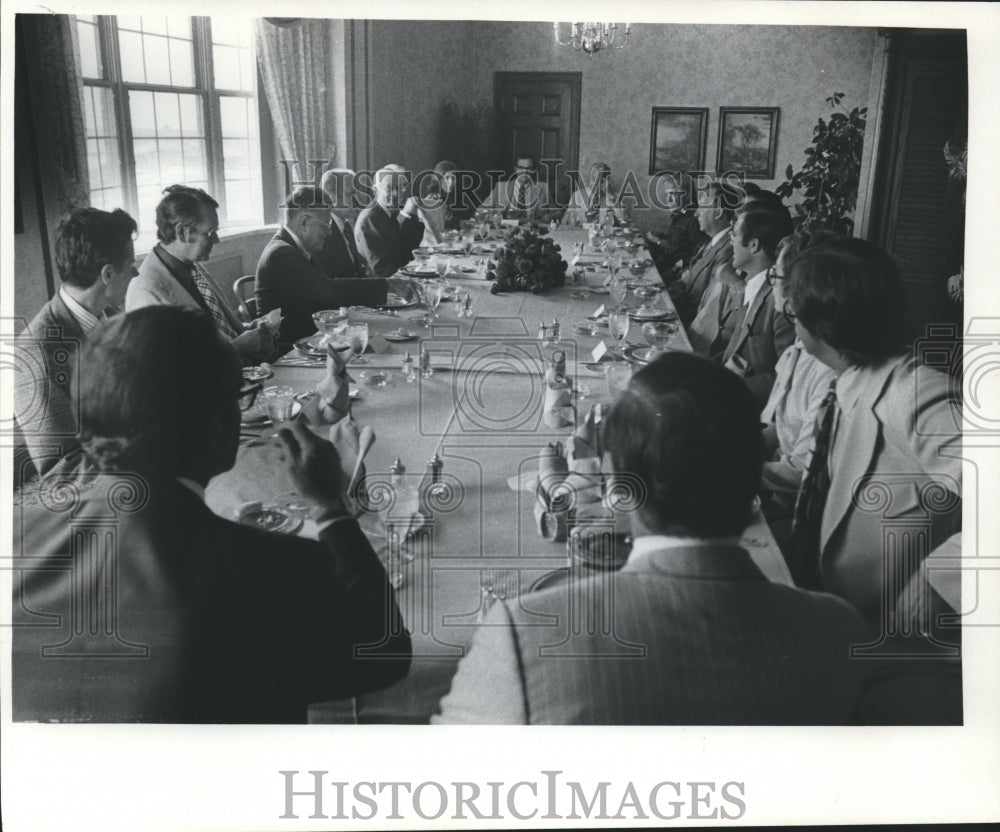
[648,107,708,175]
[716,107,780,179]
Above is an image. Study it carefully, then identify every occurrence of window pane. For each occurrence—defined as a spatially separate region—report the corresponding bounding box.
[87,138,102,188]
[137,186,163,231]
[92,86,116,136]
[167,17,192,39]
[159,139,185,185]
[133,139,160,185]
[239,51,255,92]
[168,38,194,87]
[182,139,207,181]
[129,91,156,138]
[83,87,97,135]
[77,20,102,78]
[119,29,146,83]
[222,138,249,177]
[141,16,169,36]
[179,95,204,137]
[212,44,241,90]
[219,96,249,137]
[154,92,182,137]
[98,139,122,187]
[211,17,240,46]
[144,35,171,86]
[225,180,252,221]
[116,15,142,32]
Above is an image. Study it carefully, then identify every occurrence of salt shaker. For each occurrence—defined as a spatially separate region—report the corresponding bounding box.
[401,351,417,383]
[420,349,434,379]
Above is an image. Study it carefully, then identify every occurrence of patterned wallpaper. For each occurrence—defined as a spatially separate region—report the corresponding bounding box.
[367,21,878,231]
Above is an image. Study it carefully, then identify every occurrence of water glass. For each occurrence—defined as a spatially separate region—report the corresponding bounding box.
[312,309,348,341]
[261,385,296,424]
[609,276,629,307]
[604,362,632,400]
[608,308,630,352]
[345,322,369,365]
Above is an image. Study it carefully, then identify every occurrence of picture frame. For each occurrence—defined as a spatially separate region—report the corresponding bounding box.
[648,107,708,175]
[716,107,780,179]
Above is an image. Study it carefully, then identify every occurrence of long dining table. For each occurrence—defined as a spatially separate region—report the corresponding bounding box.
[204,226,792,724]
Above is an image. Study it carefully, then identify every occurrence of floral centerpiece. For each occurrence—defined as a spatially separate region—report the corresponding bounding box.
[487,227,568,294]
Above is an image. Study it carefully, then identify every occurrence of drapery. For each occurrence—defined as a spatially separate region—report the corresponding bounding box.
[24,14,91,216]
[254,18,338,178]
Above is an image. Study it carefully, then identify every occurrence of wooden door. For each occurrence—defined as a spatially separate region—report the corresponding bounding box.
[869,30,967,343]
[494,72,581,207]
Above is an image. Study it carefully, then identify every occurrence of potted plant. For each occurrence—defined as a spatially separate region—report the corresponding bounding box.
[775,93,867,235]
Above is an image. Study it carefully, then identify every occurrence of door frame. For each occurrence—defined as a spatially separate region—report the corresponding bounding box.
[493,71,582,189]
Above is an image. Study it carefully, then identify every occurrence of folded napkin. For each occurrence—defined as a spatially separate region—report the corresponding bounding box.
[328,418,376,515]
[301,343,354,426]
[542,350,575,429]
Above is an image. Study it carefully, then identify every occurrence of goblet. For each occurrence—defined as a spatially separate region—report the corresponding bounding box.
[345,322,370,365]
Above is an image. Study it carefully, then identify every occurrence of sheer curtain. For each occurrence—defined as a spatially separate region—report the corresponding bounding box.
[255,18,338,177]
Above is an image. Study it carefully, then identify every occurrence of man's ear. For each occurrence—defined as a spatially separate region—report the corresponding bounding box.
[99,262,114,285]
[748,236,762,254]
[175,223,190,243]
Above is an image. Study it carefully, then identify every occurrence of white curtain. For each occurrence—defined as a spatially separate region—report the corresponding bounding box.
[255,18,338,175]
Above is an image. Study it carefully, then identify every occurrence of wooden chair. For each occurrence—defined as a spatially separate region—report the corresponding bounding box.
[232,275,258,323]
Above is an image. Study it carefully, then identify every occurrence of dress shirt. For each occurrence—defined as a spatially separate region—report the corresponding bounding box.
[741,268,770,311]
[629,534,741,561]
[828,362,867,479]
[58,286,101,334]
[708,227,729,250]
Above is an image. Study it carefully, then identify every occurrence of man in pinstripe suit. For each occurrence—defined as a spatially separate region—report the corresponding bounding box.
[435,353,868,725]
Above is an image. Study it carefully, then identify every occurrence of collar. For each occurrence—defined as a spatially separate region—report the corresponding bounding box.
[834,361,876,415]
[283,226,313,262]
[175,477,206,502]
[156,243,194,275]
[630,534,742,560]
[710,227,729,247]
[58,285,101,334]
[742,268,770,309]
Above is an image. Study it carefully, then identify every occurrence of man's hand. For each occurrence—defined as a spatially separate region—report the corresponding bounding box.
[232,322,276,363]
[275,421,346,516]
[400,196,421,219]
[386,276,420,302]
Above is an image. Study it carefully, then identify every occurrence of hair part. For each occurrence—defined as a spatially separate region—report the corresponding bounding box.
[602,352,763,538]
[786,237,907,366]
[54,207,137,289]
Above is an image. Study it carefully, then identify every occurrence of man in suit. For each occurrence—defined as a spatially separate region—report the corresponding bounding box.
[434,353,869,725]
[12,306,412,722]
[785,238,962,633]
[318,168,371,278]
[126,185,276,364]
[14,207,137,478]
[256,185,419,345]
[487,155,556,221]
[354,164,426,277]
[720,206,796,408]
[680,181,744,342]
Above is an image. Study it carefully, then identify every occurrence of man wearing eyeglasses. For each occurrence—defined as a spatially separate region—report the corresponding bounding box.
[126,185,276,365]
[257,184,419,345]
[488,155,556,221]
[354,164,427,277]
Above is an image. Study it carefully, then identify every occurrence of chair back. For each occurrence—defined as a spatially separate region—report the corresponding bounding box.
[232,275,258,323]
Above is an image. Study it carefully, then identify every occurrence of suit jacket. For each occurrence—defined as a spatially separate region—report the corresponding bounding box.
[669,233,734,326]
[126,246,245,337]
[722,280,796,409]
[314,217,369,279]
[256,227,389,344]
[13,293,85,476]
[649,211,707,285]
[818,355,962,631]
[12,477,411,723]
[434,544,868,724]
[354,203,425,277]
[487,177,555,219]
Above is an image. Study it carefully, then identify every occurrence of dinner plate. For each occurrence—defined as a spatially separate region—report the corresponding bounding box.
[568,290,593,300]
[384,329,418,342]
[376,292,419,310]
[621,345,659,366]
[293,334,337,357]
[237,504,303,535]
[400,267,438,278]
[582,361,612,374]
[629,308,676,322]
[242,364,273,382]
[527,568,571,594]
[432,247,465,255]
[572,320,598,336]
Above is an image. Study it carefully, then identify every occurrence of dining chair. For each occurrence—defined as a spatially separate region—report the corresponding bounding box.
[232,275,258,323]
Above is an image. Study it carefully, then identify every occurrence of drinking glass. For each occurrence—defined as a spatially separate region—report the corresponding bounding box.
[608,309,630,355]
[312,309,348,344]
[609,276,629,307]
[604,362,632,400]
[345,322,370,365]
[422,280,444,328]
[261,386,296,424]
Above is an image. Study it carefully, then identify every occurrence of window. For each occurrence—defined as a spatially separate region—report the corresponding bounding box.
[75,15,264,243]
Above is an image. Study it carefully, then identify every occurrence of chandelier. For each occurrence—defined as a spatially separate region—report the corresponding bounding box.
[553,22,631,54]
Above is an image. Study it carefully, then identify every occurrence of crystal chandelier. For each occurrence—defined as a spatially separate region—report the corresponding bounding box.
[553,22,631,54]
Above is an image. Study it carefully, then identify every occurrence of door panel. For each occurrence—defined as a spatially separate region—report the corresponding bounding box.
[495,72,581,207]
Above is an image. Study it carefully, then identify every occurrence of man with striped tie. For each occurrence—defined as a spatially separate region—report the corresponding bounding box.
[126,185,276,364]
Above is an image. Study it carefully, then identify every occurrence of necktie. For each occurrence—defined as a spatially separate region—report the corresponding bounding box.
[515,180,528,211]
[191,266,239,339]
[788,379,839,588]
[342,223,370,277]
